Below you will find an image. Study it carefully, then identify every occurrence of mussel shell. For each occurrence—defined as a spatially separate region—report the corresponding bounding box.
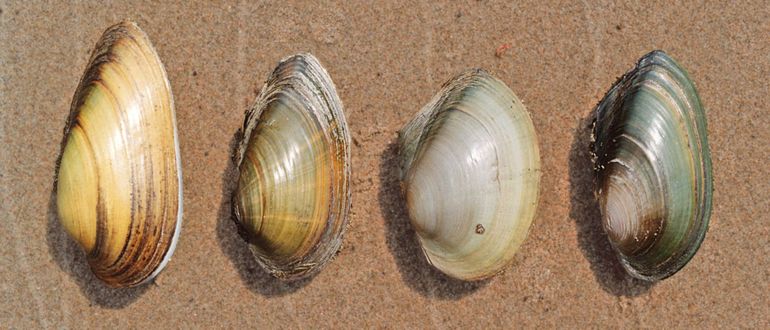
[55,21,182,288]
[232,53,351,280]
[592,50,712,281]
[398,69,541,280]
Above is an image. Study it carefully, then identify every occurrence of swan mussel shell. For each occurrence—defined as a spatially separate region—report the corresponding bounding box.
[55,21,183,288]
[232,54,351,280]
[397,69,541,281]
[591,50,712,281]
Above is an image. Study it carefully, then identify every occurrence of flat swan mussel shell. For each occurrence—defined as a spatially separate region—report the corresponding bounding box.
[591,50,712,281]
[55,21,183,288]
[232,53,351,280]
[398,69,541,281]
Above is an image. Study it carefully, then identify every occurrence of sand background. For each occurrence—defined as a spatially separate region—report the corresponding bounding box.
[2,1,769,328]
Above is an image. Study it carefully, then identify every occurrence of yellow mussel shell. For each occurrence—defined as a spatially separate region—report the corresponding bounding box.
[55,21,182,288]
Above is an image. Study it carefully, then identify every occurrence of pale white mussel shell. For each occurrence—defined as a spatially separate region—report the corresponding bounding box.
[398,69,541,281]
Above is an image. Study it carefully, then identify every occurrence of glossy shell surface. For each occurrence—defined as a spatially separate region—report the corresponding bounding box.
[398,69,540,280]
[592,50,712,281]
[55,21,182,288]
[233,53,351,280]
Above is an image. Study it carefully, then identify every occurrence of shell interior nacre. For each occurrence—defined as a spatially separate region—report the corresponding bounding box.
[233,53,351,280]
[398,69,541,281]
[592,50,712,281]
[55,21,183,288]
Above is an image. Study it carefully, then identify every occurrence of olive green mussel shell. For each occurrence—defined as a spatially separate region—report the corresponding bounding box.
[232,54,351,280]
[55,21,183,288]
[591,50,712,281]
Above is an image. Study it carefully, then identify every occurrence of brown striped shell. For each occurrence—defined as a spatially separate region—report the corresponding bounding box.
[232,53,351,280]
[55,21,182,288]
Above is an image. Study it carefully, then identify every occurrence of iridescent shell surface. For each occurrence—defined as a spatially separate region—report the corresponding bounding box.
[398,69,541,281]
[55,21,183,288]
[591,50,712,281]
[232,53,351,280]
